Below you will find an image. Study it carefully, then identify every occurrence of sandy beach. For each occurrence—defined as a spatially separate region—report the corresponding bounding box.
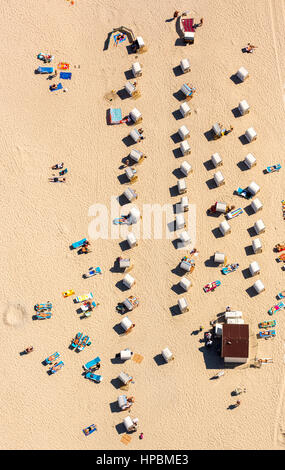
[1,0,285,450]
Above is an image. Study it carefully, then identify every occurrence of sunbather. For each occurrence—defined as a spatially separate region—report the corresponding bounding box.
[49,177,66,182]
[51,163,64,170]
[246,43,257,53]
[50,83,58,90]
[25,346,34,354]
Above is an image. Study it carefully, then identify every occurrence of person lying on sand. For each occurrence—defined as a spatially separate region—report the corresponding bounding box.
[51,162,64,170]
[246,43,257,53]
[50,83,58,90]
[49,177,66,183]
[25,346,34,354]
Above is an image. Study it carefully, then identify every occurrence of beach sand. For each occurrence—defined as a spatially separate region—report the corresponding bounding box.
[0,0,285,450]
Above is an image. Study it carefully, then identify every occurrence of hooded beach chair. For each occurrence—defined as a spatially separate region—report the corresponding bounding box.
[244,153,256,168]
[118,372,133,385]
[123,274,135,289]
[180,140,191,156]
[128,207,140,224]
[132,62,142,77]
[123,416,139,432]
[180,257,194,272]
[180,196,189,212]
[214,252,226,265]
[180,58,191,73]
[126,233,138,248]
[249,261,260,276]
[129,128,143,143]
[178,297,189,313]
[251,198,263,213]
[253,280,265,294]
[180,83,195,100]
[161,348,174,363]
[124,188,138,202]
[176,213,186,230]
[180,161,192,176]
[120,349,133,361]
[123,296,139,311]
[125,167,138,183]
[245,127,257,143]
[180,102,191,118]
[236,67,249,82]
[129,148,145,164]
[254,219,265,235]
[180,277,192,291]
[212,123,224,139]
[238,100,250,115]
[252,238,262,254]
[178,125,190,141]
[214,171,225,187]
[219,221,231,236]
[179,231,191,246]
[118,395,133,410]
[248,181,260,195]
[211,153,222,168]
[177,179,187,194]
[129,108,142,123]
[120,316,134,333]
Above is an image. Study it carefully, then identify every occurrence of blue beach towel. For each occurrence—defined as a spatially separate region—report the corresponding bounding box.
[50,83,63,92]
[60,72,72,79]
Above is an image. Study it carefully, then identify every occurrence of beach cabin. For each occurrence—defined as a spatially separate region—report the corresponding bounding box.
[128,207,140,224]
[245,127,257,143]
[253,280,265,294]
[180,58,191,73]
[180,196,189,212]
[120,316,134,333]
[178,297,189,313]
[129,148,145,164]
[251,198,263,213]
[248,181,260,196]
[161,348,174,363]
[179,277,192,291]
[219,221,231,236]
[178,125,190,141]
[221,324,249,364]
[177,179,187,194]
[180,161,192,176]
[249,261,260,276]
[214,252,226,265]
[254,219,265,235]
[129,128,143,143]
[180,140,191,156]
[238,100,250,115]
[236,67,249,82]
[179,231,191,246]
[125,167,138,184]
[120,349,133,361]
[123,274,135,289]
[132,61,142,77]
[211,153,223,168]
[244,153,256,169]
[214,171,225,187]
[124,188,138,202]
[126,233,138,248]
[176,213,186,229]
[180,102,191,118]
[252,238,262,254]
[129,108,142,123]
[123,416,139,432]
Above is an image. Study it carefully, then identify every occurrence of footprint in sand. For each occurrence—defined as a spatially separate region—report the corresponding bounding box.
[0,302,28,328]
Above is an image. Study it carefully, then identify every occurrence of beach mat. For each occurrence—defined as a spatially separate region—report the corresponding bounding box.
[132,353,144,364]
[121,434,132,445]
[60,72,72,79]
[50,83,63,92]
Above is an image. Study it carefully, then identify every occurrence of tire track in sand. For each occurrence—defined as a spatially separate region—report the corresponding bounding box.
[269,0,285,447]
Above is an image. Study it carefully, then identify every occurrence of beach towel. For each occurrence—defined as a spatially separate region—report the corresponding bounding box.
[83,424,97,436]
[50,83,63,92]
[57,62,70,70]
[59,169,68,176]
[121,434,132,445]
[38,66,54,74]
[109,108,123,124]
[86,372,102,382]
[226,208,243,219]
[71,238,87,249]
[60,72,72,79]
[132,353,144,364]
[267,164,281,173]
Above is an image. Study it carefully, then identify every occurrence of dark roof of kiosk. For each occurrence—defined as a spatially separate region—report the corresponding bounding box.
[222,324,249,358]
